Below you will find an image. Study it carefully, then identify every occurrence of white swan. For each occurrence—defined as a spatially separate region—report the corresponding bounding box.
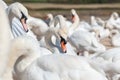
[110,29,120,47]
[0,5,11,79]
[12,36,107,80]
[90,16,110,40]
[7,2,28,36]
[44,13,54,26]
[43,15,76,55]
[6,2,36,39]
[105,12,120,30]
[67,9,106,55]
[45,13,72,29]
[91,47,120,80]
[0,0,7,9]
[27,16,49,40]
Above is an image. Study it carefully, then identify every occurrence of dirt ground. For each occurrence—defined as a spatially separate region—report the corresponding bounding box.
[22,3,120,20]
[3,3,120,80]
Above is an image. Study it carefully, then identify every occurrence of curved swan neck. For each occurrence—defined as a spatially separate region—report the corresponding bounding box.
[50,15,66,28]
[12,37,40,74]
[14,50,39,74]
[68,14,80,37]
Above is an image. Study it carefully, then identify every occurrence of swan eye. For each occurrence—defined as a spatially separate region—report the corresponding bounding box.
[60,36,67,44]
[21,11,27,21]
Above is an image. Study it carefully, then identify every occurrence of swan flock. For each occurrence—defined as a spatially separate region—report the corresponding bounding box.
[1,0,120,80]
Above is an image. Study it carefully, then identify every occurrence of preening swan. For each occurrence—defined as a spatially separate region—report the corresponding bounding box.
[7,2,29,38]
[12,36,107,80]
[27,16,49,40]
[0,5,11,79]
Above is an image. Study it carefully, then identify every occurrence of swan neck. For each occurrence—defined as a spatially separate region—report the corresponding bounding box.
[14,49,39,74]
[44,31,55,52]
[68,19,80,36]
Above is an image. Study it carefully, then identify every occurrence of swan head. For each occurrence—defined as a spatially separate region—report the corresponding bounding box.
[96,17,105,26]
[91,16,96,25]
[111,12,119,20]
[50,15,68,53]
[45,13,53,26]
[109,29,119,38]
[46,13,53,20]
[71,9,80,23]
[7,2,29,32]
[60,36,67,53]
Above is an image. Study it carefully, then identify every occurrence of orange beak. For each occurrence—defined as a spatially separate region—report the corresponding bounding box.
[60,41,67,53]
[72,15,75,22]
[20,18,29,32]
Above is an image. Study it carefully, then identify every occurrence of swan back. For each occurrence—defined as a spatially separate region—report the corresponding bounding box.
[0,5,11,78]
[111,12,119,20]
[10,36,40,57]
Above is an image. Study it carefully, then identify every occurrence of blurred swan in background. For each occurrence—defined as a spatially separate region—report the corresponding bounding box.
[27,16,49,40]
[67,9,106,55]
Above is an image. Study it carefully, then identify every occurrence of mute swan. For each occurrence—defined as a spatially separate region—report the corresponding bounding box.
[67,9,106,55]
[7,2,28,35]
[43,15,68,53]
[38,15,76,55]
[45,13,54,26]
[0,5,11,79]
[1,1,36,39]
[7,2,33,38]
[110,29,120,47]
[45,13,72,29]
[27,16,49,40]
[90,16,110,40]
[0,0,7,9]
[105,12,120,30]
[91,47,120,80]
[12,36,107,80]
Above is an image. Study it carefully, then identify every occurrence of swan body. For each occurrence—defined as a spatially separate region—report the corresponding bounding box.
[105,12,120,30]
[12,36,107,80]
[27,16,49,40]
[90,16,110,39]
[67,9,106,54]
[91,47,120,80]
[41,15,76,55]
[0,0,7,9]
[69,30,106,53]
[111,31,120,47]
[0,5,11,79]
